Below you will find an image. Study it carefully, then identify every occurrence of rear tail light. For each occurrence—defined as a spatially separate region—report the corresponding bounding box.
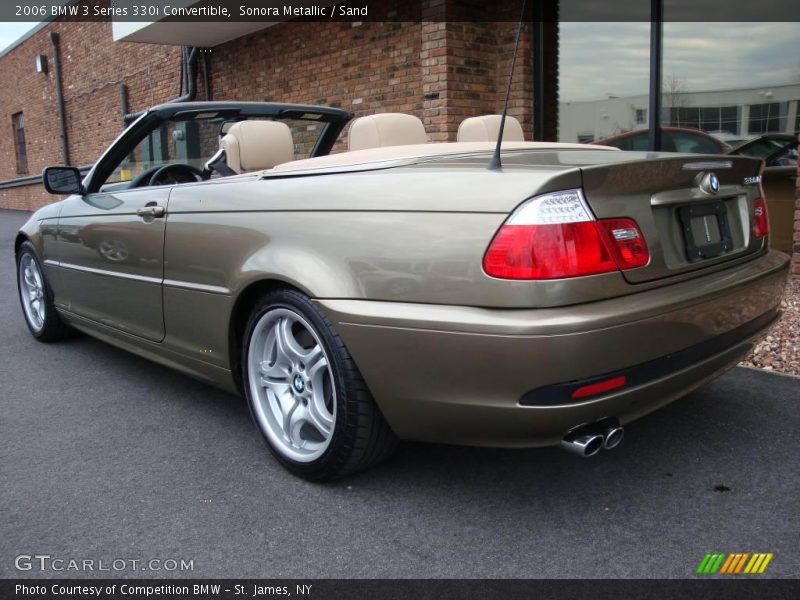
[595,218,650,270]
[483,189,650,280]
[753,197,769,239]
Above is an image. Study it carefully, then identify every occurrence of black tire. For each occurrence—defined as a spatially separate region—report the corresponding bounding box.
[16,241,73,342]
[242,288,398,481]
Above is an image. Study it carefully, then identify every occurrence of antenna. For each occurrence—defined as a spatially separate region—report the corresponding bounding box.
[488,0,528,171]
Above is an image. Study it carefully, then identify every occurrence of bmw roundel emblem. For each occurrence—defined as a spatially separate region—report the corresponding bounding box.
[700,172,720,194]
[293,374,305,393]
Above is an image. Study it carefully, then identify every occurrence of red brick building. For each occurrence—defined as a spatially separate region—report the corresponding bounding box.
[0,16,538,208]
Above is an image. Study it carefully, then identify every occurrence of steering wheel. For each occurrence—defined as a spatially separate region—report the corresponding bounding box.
[148,163,205,187]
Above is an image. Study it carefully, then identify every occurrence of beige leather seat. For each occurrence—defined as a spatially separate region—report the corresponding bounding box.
[220,120,295,173]
[457,115,524,142]
[348,113,428,151]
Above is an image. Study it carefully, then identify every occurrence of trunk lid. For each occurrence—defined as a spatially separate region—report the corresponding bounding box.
[579,155,766,284]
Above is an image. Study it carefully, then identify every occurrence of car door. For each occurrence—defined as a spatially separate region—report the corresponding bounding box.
[56,187,169,342]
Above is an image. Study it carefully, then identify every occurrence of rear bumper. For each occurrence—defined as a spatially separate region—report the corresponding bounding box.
[316,250,790,447]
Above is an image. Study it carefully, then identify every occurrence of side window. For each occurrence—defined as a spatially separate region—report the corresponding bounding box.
[628,133,649,151]
[667,132,722,154]
[12,112,28,174]
[105,119,223,185]
[97,113,329,190]
[734,138,797,166]
[734,139,779,159]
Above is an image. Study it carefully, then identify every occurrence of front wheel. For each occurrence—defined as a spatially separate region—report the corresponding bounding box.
[242,288,397,480]
[16,241,73,342]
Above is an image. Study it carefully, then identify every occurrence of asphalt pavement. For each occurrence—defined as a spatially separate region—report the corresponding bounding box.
[0,208,798,579]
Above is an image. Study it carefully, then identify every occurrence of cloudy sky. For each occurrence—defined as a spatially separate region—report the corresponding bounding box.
[560,22,800,101]
[0,22,39,54]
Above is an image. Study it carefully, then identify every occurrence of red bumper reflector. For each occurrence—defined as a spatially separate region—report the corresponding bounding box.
[571,375,627,399]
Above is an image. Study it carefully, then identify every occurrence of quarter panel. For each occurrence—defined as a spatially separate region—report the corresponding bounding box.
[164,170,644,309]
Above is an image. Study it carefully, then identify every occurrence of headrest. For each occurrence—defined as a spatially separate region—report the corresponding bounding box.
[220,120,294,173]
[457,115,525,142]
[348,113,428,151]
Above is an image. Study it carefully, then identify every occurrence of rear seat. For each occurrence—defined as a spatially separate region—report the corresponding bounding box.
[219,120,295,173]
[457,115,524,142]
[348,113,428,151]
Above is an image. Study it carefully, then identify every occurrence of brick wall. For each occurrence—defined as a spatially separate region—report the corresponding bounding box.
[210,20,424,153]
[1,14,536,212]
[0,20,180,211]
[209,18,532,146]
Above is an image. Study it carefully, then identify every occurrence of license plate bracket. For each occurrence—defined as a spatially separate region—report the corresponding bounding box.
[678,201,733,262]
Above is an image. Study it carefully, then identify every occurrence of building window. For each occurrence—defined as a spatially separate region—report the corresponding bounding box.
[635,108,647,124]
[667,105,740,135]
[795,101,800,133]
[748,102,787,135]
[12,112,28,174]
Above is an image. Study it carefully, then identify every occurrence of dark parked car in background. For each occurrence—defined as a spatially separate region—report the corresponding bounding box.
[593,127,732,154]
[594,129,798,254]
[730,133,798,253]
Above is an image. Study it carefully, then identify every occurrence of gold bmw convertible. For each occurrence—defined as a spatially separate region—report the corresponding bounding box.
[15,102,789,479]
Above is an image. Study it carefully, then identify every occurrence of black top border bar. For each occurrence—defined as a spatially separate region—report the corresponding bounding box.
[2,0,800,22]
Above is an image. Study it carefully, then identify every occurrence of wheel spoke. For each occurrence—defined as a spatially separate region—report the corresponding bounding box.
[308,391,333,437]
[31,267,43,290]
[267,387,293,432]
[261,361,288,382]
[287,402,308,447]
[31,299,43,324]
[304,344,324,369]
[307,353,327,381]
[261,336,290,381]
[24,267,37,290]
[275,317,307,365]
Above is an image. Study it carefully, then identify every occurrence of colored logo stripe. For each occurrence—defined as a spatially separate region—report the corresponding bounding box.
[697,552,773,574]
[697,553,726,574]
[744,553,774,574]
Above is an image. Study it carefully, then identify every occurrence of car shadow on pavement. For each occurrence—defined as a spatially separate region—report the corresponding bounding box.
[69,332,797,494]
[340,366,797,497]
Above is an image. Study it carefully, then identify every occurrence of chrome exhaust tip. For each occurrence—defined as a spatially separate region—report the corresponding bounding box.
[560,433,604,458]
[603,426,624,450]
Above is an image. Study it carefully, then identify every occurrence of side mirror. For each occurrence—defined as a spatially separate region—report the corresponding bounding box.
[43,166,84,195]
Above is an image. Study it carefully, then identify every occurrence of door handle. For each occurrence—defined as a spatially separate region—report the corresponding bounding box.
[136,206,165,218]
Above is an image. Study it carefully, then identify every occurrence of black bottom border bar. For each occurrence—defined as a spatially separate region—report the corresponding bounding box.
[2,579,799,600]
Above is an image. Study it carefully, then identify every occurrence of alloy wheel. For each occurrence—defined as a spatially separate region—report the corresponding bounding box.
[18,253,46,332]
[247,307,336,462]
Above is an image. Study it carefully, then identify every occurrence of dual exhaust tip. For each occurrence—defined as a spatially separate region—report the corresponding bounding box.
[561,421,624,458]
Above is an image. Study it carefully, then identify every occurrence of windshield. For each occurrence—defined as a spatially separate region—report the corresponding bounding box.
[105,115,327,185]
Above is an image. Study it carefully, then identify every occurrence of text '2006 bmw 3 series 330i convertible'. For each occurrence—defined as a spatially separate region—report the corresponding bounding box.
[16,102,789,479]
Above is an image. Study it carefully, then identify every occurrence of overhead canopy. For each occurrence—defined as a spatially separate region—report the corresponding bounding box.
[112,21,273,47]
